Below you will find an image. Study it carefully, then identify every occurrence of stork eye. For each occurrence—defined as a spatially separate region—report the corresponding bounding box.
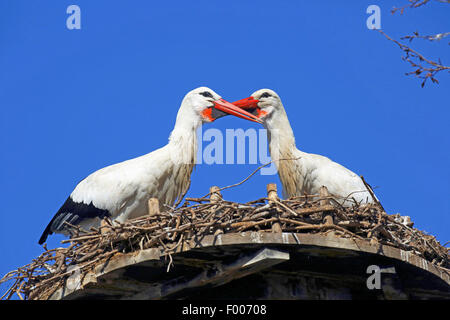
[199,91,214,98]
[260,92,272,98]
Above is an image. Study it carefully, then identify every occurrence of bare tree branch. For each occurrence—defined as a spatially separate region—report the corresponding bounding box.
[391,0,449,14]
[401,31,450,44]
[381,0,449,86]
[379,30,450,87]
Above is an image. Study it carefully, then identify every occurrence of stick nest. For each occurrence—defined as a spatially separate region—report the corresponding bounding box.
[1,193,449,300]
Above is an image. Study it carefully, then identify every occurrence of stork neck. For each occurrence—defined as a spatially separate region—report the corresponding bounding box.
[167,119,199,165]
[265,108,307,198]
[265,109,297,160]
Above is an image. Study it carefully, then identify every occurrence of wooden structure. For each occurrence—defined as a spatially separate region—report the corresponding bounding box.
[37,185,450,300]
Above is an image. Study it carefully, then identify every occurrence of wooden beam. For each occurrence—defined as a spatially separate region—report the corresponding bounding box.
[319,186,334,225]
[209,186,222,203]
[132,247,290,299]
[100,218,112,235]
[267,183,282,233]
[209,186,223,236]
[148,198,160,216]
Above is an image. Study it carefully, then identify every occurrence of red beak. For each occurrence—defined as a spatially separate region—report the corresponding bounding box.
[232,96,259,110]
[212,98,262,124]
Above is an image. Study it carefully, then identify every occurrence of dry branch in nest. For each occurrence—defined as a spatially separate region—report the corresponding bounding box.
[1,188,448,300]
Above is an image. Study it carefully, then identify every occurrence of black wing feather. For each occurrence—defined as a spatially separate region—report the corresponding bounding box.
[38,196,111,245]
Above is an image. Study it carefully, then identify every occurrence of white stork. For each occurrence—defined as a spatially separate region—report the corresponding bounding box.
[39,87,261,244]
[233,89,377,205]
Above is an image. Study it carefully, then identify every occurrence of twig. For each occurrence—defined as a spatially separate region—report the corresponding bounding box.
[200,157,302,199]
[378,26,449,87]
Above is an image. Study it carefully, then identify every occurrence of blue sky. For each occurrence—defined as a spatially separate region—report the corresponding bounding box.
[0,1,449,292]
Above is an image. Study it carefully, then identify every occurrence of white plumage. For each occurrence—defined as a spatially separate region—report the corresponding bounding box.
[39,87,260,244]
[233,89,378,205]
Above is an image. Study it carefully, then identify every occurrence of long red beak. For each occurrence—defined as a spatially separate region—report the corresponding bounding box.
[213,98,262,123]
[232,96,259,110]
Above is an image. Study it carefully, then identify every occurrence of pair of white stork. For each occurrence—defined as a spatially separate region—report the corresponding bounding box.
[39,87,376,244]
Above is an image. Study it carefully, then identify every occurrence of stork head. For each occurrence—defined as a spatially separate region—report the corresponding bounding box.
[232,89,283,125]
[181,87,262,125]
